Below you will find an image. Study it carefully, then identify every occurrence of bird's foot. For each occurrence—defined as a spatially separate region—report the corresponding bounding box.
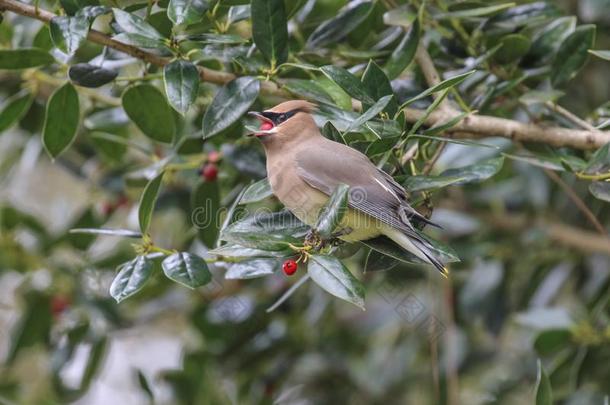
[304,229,322,249]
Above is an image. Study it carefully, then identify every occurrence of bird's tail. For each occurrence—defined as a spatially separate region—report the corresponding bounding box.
[383,227,449,277]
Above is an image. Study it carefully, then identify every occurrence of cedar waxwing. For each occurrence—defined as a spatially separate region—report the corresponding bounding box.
[248,100,447,274]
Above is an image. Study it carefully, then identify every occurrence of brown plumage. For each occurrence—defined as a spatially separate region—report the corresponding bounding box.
[249,100,447,274]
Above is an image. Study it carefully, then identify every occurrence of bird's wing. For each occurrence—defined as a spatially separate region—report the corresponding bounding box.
[294,140,433,232]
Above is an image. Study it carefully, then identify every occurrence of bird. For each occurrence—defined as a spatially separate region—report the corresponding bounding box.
[248,100,447,275]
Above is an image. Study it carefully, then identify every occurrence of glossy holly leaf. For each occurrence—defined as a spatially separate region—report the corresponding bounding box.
[138,171,164,234]
[163,60,200,115]
[321,121,346,144]
[112,8,166,48]
[60,0,100,15]
[306,1,373,49]
[220,210,309,251]
[383,5,415,27]
[209,244,287,259]
[110,256,154,303]
[168,0,208,25]
[191,179,220,247]
[42,83,80,158]
[589,50,610,61]
[589,182,610,203]
[251,0,288,67]
[315,184,349,239]
[240,178,273,204]
[76,5,110,20]
[345,95,393,132]
[403,157,504,192]
[534,329,571,356]
[494,34,531,64]
[385,18,419,79]
[185,33,247,44]
[320,65,374,104]
[283,79,334,104]
[0,91,33,134]
[225,258,279,279]
[535,360,553,405]
[69,63,118,88]
[162,252,211,288]
[308,255,365,309]
[0,48,55,69]
[122,84,176,143]
[551,25,596,87]
[400,70,475,108]
[361,60,397,116]
[50,15,89,55]
[527,16,575,63]
[202,76,259,139]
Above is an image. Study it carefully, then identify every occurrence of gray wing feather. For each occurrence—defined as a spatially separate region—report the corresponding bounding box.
[294,140,434,232]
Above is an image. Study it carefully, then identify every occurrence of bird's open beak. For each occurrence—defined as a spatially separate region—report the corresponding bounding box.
[246,111,276,137]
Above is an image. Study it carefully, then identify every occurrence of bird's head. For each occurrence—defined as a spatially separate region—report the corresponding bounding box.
[248,100,318,146]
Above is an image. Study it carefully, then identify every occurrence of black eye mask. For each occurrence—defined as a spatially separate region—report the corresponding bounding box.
[260,108,304,126]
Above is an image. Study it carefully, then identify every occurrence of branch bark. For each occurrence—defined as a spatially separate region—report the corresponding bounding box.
[1,0,609,150]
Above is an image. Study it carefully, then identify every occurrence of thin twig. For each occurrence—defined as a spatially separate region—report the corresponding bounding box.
[266,274,311,313]
[543,169,606,235]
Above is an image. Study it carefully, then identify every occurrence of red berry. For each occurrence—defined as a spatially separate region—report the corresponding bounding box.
[201,163,218,182]
[116,195,129,208]
[51,295,71,317]
[283,259,298,276]
[208,150,220,163]
[260,121,274,131]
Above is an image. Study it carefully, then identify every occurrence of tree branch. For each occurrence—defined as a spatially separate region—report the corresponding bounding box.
[2,0,609,150]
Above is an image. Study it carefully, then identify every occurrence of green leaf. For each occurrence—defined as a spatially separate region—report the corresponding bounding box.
[112,8,165,45]
[202,76,260,139]
[0,91,33,134]
[225,258,279,279]
[320,65,374,104]
[220,210,308,251]
[162,252,211,288]
[346,95,393,133]
[69,63,118,88]
[184,33,247,44]
[383,4,416,27]
[315,184,349,239]
[138,171,164,234]
[191,179,220,247]
[400,70,475,108]
[361,60,397,116]
[534,329,571,356]
[50,15,89,55]
[0,48,55,69]
[163,60,200,115]
[589,50,610,61]
[494,34,531,64]
[240,178,273,204]
[437,2,514,19]
[42,82,80,158]
[251,0,288,67]
[69,228,142,237]
[228,5,250,25]
[423,112,468,136]
[589,182,610,203]
[403,157,504,192]
[384,18,419,79]
[305,1,373,49]
[283,79,333,104]
[168,0,208,25]
[122,84,176,143]
[322,121,346,144]
[535,360,553,405]
[109,256,154,303]
[527,16,575,63]
[60,0,100,15]
[307,255,365,309]
[551,25,596,87]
